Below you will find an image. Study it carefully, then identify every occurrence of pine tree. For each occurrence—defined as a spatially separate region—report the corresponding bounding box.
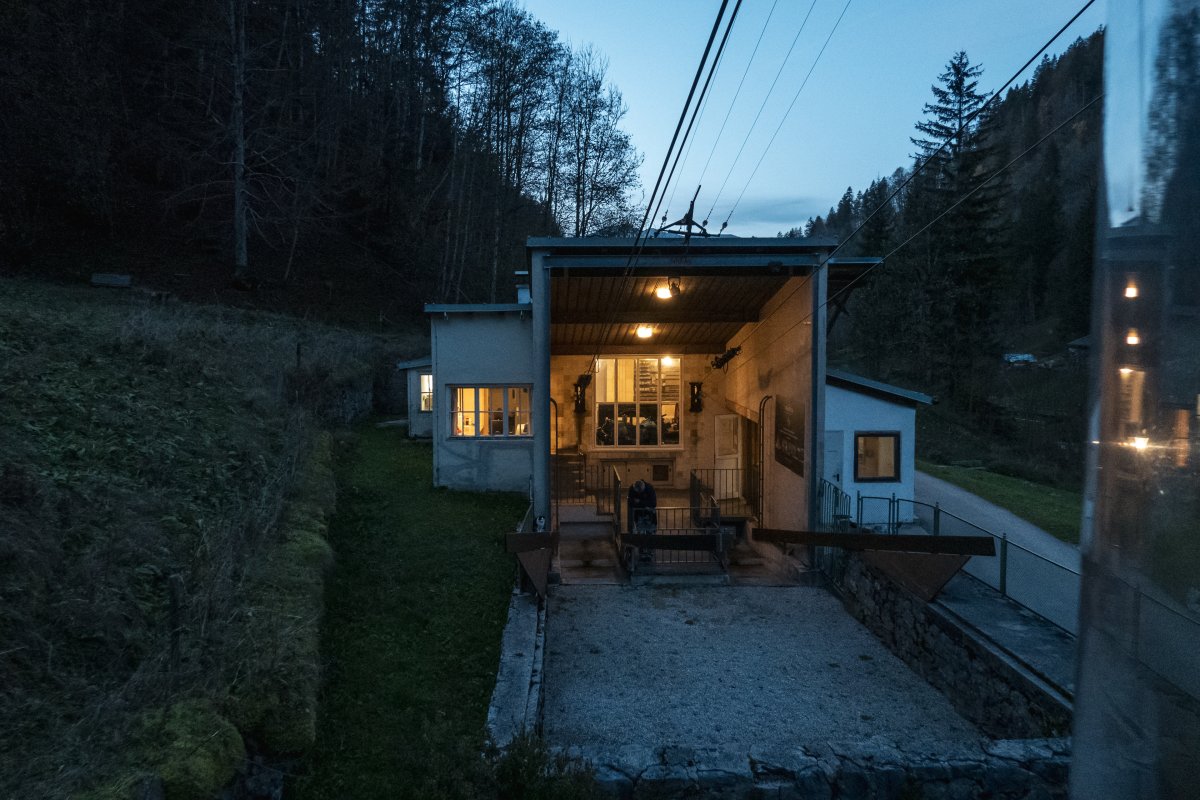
[905,51,1007,410]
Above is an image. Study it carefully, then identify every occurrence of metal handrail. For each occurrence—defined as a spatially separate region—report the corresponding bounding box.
[853,493,1081,635]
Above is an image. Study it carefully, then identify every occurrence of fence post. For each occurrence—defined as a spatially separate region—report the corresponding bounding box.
[891,493,897,534]
[856,492,863,528]
[933,502,940,536]
[999,533,1008,597]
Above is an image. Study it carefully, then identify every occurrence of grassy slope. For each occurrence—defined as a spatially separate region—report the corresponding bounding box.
[295,426,527,800]
[0,279,398,797]
[917,459,1083,545]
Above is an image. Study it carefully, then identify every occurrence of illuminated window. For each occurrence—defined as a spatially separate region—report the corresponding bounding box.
[419,374,433,413]
[855,433,900,481]
[594,356,680,448]
[450,386,530,438]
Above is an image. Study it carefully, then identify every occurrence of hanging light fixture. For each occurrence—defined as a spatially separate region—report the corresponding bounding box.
[635,324,654,339]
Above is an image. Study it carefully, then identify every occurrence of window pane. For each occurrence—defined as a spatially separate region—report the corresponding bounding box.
[636,359,659,401]
[454,387,477,437]
[597,403,615,445]
[638,404,658,446]
[483,387,503,436]
[617,403,636,446]
[661,403,679,445]
[617,358,635,402]
[510,387,530,436]
[596,359,615,402]
[661,357,681,401]
[856,434,899,480]
[420,374,433,412]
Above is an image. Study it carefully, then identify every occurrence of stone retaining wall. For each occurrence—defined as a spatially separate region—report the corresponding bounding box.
[837,553,1072,740]
[572,739,1069,799]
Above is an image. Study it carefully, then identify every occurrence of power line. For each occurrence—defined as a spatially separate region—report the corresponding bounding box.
[723,0,853,229]
[651,0,745,236]
[720,0,1100,362]
[832,93,1104,312]
[692,0,783,214]
[705,0,820,223]
[626,0,730,262]
[740,92,1104,362]
[590,0,734,356]
[824,0,1097,262]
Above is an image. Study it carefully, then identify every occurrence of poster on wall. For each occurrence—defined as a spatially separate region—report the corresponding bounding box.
[774,397,805,477]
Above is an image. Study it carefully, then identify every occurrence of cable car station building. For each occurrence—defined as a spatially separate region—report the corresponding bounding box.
[426,236,875,553]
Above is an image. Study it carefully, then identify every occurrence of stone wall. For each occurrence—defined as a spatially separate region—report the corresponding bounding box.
[573,740,1069,799]
[837,554,1072,740]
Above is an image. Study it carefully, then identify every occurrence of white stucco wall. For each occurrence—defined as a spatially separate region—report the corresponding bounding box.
[824,384,918,524]
[722,276,816,530]
[430,309,535,493]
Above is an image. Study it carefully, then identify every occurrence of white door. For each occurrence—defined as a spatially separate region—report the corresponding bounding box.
[823,431,844,488]
[714,414,741,500]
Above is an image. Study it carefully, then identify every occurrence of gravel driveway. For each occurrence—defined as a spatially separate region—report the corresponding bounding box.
[542,585,981,754]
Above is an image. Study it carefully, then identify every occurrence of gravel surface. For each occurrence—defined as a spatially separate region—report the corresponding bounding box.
[543,585,982,753]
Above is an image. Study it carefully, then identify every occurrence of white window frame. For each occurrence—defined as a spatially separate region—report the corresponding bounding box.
[593,356,682,449]
[449,385,532,439]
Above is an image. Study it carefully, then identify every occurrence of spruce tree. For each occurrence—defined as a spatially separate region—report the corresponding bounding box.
[905,51,1007,410]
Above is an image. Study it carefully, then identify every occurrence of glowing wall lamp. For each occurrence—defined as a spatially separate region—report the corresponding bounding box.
[655,278,681,300]
[1126,328,1141,346]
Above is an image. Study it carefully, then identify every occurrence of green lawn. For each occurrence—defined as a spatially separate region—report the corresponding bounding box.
[294,425,526,799]
[917,460,1083,545]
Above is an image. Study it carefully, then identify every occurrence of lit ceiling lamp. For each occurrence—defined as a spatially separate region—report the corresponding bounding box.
[635,324,655,339]
[655,278,681,300]
[1126,328,1141,345]
[1125,282,1139,299]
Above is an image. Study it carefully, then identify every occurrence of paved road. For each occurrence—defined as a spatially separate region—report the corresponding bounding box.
[914,471,1079,569]
[915,471,1081,634]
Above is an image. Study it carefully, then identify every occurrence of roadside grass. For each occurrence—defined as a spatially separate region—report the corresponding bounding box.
[0,278,409,797]
[297,425,598,799]
[917,459,1083,545]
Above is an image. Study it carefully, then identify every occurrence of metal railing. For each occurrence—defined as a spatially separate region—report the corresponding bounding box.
[609,465,622,541]
[623,505,729,568]
[553,457,621,516]
[689,468,754,519]
[816,478,852,531]
[853,494,1081,635]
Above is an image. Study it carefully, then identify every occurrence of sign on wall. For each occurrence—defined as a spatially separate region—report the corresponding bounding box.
[774,397,805,477]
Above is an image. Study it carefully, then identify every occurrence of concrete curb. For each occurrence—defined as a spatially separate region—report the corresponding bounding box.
[485,587,546,747]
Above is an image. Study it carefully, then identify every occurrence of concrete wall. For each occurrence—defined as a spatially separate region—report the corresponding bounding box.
[405,367,434,438]
[431,309,534,492]
[825,385,918,523]
[721,276,816,529]
[549,354,727,491]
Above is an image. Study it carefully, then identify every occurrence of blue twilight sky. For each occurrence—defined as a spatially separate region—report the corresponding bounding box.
[517,0,1104,237]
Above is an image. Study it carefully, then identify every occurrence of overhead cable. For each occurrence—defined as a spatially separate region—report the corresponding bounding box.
[723,0,853,229]
[705,0,820,224]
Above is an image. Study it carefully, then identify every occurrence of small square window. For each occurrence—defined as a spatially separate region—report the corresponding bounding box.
[855,433,900,482]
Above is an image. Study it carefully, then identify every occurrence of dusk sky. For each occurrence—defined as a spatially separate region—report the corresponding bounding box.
[519,1,1104,237]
